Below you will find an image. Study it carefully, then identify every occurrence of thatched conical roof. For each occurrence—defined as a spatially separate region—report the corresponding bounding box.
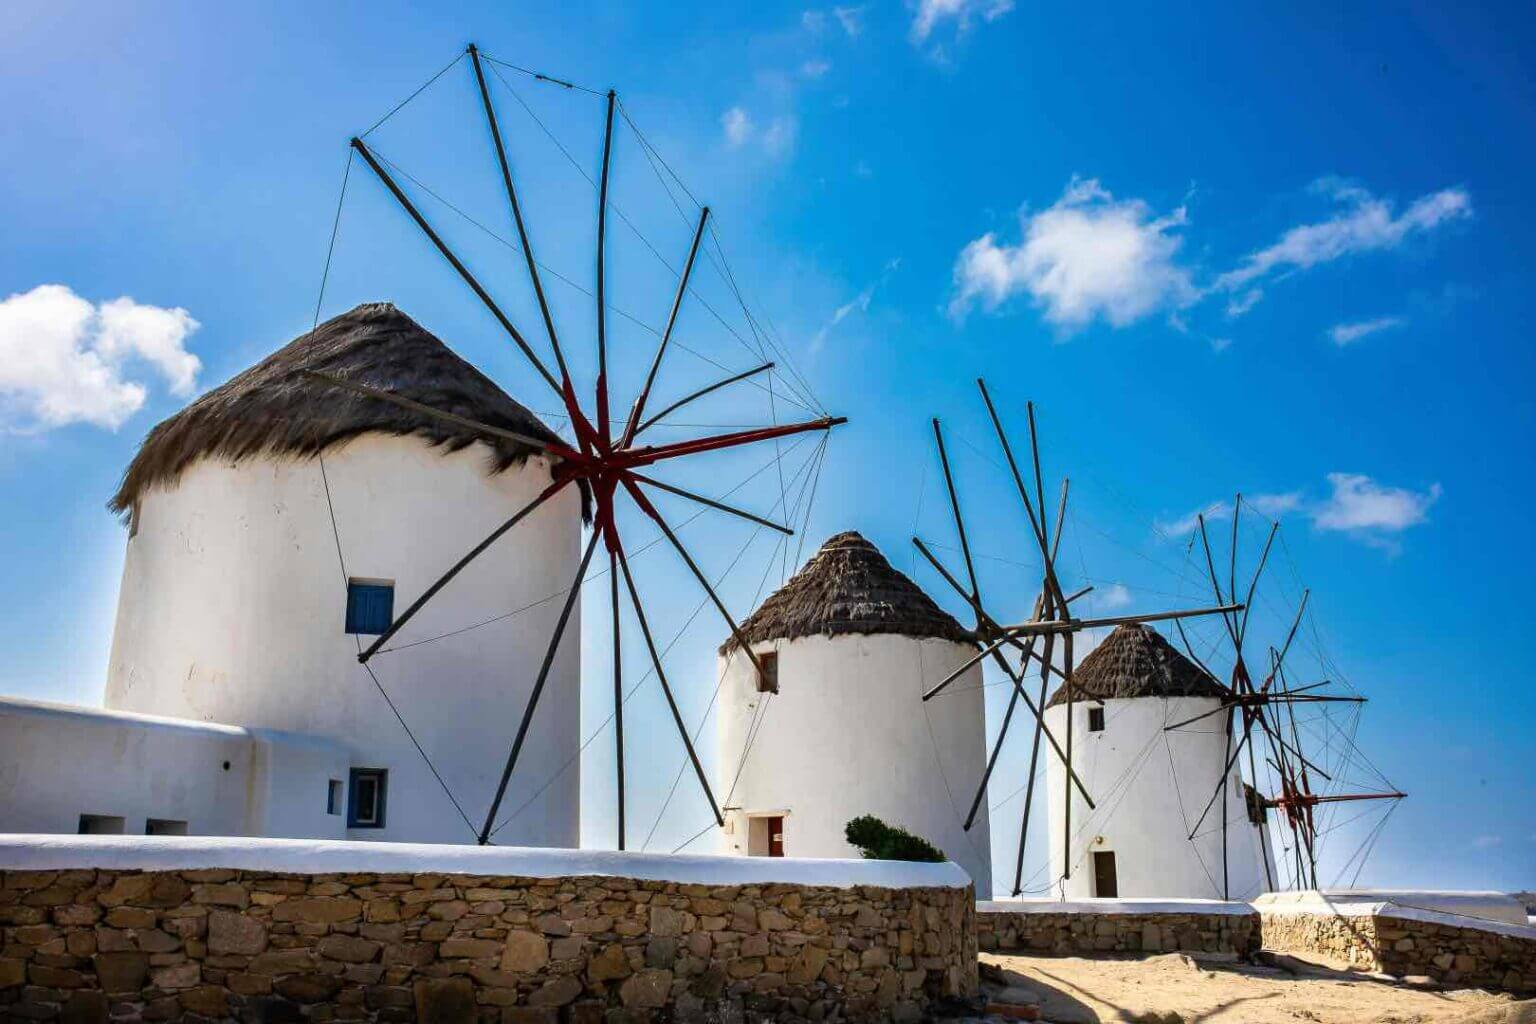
[111,302,587,515]
[721,531,973,654]
[1045,622,1225,708]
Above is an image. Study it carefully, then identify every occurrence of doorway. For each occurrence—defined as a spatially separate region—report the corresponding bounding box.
[747,814,786,857]
[1092,850,1118,897]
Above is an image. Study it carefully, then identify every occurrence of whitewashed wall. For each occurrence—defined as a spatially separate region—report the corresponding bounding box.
[1045,696,1276,900]
[104,435,582,847]
[714,633,993,896]
[0,698,348,838]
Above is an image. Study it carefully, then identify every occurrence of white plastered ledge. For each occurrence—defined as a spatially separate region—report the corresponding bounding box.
[979,898,1256,916]
[0,835,972,891]
[1255,890,1536,938]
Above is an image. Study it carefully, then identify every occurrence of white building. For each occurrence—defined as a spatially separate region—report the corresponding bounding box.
[714,531,994,895]
[1044,623,1276,900]
[1,302,584,847]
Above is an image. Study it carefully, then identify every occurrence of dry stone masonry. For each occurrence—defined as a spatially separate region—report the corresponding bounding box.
[976,903,1259,957]
[1260,907,1535,994]
[0,865,976,1022]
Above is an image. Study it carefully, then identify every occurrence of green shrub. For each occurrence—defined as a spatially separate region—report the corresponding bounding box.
[843,814,946,863]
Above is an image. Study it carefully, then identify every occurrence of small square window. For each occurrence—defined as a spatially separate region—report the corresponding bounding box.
[756,651,779,694]
[345,579,395,635]
[327,779,344,816]
[78,814,125,835]
[348,768,388,828]
[146,818,188,836]
[1087,706,1106,732]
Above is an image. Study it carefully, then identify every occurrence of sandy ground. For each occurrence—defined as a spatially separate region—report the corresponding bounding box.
[978,951,1536,1024]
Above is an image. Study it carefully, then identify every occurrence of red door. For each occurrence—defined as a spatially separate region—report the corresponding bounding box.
[767,816,784,857]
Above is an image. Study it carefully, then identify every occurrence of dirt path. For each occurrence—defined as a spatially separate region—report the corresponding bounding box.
[979,951,1535,1024]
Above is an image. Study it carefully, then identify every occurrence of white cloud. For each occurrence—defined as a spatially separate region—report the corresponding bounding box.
[1155,500,1233,538]
[1156,492,1304,537]
[1215,181,1471,299]
[1208,337,1233,353]
[800,59,832,79]
[721,107,753,147]
[951,177,1470,338]
[1313,473,1440,536]
[0,284,200,431]
[911,0,1014,44]
[833,4,867,36]
[1247,492,1305,519]
[1472,835,1502,850]
[1098,583,1132,610]
[1225,288,1263,318]
[762,116,799,158]
[804,5,866,36]
[1328,316,1406,346]
[721,107,797,158]
[948,178,1195,330]
[1158,477,1437,550]
[811,258,901,352]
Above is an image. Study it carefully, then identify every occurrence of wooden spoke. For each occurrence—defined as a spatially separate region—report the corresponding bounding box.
[633,362,774,439]
[622,207,711,448]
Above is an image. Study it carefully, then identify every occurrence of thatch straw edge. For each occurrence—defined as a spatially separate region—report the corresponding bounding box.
[109,302,591,519]
[1045,622,1225,708]
[722,531,973,654]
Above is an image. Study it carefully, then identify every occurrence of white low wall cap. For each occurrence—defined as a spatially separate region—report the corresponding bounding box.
[978,898,1256,916]
[1255,889,1536,938]
[0,835,972,891]
[0,696,252,738]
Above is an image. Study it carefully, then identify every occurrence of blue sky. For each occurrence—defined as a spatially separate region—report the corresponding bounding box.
[2,1,1532,892]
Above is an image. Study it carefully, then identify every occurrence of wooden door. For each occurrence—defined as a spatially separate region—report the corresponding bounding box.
[767,816,784,857]
[1092,850,1118,898]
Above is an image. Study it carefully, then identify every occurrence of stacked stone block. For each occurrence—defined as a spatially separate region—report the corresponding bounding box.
[0,868,976,1022]
[1260,910,1535,994]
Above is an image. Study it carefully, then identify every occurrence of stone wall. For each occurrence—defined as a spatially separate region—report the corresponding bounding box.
[977,902,1259,957]
[1260,909,1536,994]
[0,864,976,1022]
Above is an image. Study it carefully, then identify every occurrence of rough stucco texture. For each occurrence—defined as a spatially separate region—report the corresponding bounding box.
[0,867,977,1022]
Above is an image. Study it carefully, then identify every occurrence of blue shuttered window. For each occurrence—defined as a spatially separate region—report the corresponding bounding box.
[345,580,394,635]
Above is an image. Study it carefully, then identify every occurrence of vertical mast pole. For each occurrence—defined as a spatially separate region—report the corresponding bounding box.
[610,550,626,850]
[595,90,617,445]
[1062,628,1075,883]
[1221,707,1233,899]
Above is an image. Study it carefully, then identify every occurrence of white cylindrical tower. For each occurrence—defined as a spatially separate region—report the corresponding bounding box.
[1044,624,1276,899]
[714,531,992,895]
[104,303,584,847]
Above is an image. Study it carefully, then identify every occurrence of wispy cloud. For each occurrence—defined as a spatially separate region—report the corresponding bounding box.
[0,284,200,431]
[721,107,753,147]
[721,107,799,158]
[811,258,901,352]
[1216,180,1471,309]
[1097,583,1133,610]
[948,177,1195,330]
[1225,288,1263,318]
[949,176,1470,344]
[1328,316,1407,346]
[1158,477,1438,551]
[804,5,866,37]
[1313,473,1441,541]
[910,0,1014,46]
[1472,835,1502,850]
[800,58,832,79]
